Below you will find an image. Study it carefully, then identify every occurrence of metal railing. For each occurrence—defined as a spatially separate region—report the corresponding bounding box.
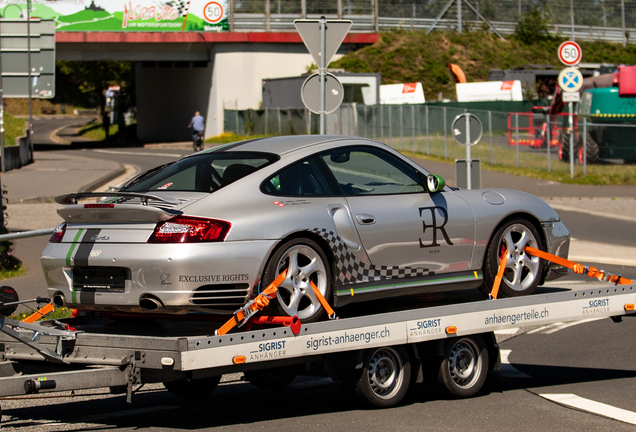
[225,104,636,181]
[229,0,636,44]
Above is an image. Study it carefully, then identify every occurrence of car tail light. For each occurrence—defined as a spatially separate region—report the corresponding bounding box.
[49,222,67,243]
[148,216,231,243]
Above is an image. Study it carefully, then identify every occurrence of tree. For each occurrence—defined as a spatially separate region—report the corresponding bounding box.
[57,61,135,114]
[515,5,551,44]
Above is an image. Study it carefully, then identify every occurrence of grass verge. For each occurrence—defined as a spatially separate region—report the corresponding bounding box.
[391,135,636,185]
[10,307,73,322]
[0,265,26,280]
[78,121,136,142]
[205,132,269,144]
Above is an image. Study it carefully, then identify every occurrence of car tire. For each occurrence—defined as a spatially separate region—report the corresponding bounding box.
[480,218,545,298]
[243,368,296,390]
[436,336,489,398]
[348,346,411,408]
[163,376,221,398]
[263,238,332,323]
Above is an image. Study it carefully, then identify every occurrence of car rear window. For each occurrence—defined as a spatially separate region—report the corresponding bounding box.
[122,152,278,193]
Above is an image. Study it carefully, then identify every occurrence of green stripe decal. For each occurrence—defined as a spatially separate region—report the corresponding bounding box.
[67,229,84,304]
[336,272,483,296]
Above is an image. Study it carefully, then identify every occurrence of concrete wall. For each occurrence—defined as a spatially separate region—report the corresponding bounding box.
[207,43,336,136]
[135,61,213,142]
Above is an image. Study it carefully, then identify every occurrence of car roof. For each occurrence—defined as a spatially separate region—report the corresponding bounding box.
[206,135,380,156]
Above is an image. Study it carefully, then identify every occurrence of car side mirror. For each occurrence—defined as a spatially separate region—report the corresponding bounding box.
[427,174,446,193]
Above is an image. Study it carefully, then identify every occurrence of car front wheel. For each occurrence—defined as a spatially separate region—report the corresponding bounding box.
[480,218,545,298]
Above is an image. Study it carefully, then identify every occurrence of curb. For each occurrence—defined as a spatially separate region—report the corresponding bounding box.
[79,166,127,193]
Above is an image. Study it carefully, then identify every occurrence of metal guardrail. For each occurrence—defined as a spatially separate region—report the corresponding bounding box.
[0,228,55,242]
[232,13,635,44]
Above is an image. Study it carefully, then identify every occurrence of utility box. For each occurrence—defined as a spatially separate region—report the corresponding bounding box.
[455,159,481,189]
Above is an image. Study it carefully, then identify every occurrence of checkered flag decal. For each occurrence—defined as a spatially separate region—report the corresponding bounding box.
[157,1,191,16]
[312,228,431,285]
[376,266,429,279]
[311,228,382,284]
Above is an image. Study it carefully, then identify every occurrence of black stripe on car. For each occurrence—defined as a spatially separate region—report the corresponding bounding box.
[74,229,101,267]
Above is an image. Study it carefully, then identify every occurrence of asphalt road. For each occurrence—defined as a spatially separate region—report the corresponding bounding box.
[31,116,97,146]
[1,315,634,431]
[2,145,636,431]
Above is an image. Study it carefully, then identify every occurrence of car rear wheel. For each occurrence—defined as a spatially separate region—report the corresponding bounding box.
[480,218,544,298]
[263,238,332,323]
[436,336,489,398]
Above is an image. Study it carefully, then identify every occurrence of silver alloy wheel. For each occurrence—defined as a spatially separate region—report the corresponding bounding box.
[447,338,482,390]
[366,347,404,400]
[498,223,541,292]
[275,244,327,320]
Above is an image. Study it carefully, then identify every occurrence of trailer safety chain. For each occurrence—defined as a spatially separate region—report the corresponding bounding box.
[524,246,634,285]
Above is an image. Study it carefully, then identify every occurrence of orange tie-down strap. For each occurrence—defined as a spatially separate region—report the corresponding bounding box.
[490,247,508,300]
[216,269,289,336]
[22,303,55,324]
[524,246,633,285]
[309,280,337,320]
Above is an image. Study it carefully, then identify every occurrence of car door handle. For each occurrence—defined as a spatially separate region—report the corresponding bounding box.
[356,214,376,225]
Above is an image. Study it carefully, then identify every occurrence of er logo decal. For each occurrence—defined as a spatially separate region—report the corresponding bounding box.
[419,206,453,247]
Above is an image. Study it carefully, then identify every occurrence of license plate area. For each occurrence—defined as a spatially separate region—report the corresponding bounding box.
[72,267,128,291]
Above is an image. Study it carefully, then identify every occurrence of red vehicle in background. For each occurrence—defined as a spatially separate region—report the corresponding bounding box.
[507,87,572,154]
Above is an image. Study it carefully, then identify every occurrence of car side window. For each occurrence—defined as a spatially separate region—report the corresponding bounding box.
[321,147,425,195]
[262,157,334,196]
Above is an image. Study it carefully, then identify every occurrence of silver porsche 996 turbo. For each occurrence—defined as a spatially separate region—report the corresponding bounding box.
[42,135,570,321]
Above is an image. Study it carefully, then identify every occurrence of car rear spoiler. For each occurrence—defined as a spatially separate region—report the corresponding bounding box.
[55,192,182,206]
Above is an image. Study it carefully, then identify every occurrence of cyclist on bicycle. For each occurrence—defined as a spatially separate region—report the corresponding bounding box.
[189,111,205,151]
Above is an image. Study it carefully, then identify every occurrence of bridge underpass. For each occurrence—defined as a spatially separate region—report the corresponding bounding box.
[56,32,378,141]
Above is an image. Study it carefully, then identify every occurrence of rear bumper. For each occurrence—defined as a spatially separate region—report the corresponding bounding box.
[543,221,570,282]
[41,240,278,313]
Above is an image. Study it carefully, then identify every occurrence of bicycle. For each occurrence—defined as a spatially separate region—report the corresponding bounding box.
[193,131,204,152]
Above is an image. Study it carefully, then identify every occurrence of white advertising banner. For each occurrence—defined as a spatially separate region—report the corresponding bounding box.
[456,80,523,102]
[380,83,425,104]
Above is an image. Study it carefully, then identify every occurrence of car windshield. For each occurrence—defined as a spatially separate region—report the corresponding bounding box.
[122,152,278,193]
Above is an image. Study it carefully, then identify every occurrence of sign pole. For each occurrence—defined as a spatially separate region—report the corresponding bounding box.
[465,114,471,190]
[568,101,574,179]
[319,16,326,135]
[27,0,33,155]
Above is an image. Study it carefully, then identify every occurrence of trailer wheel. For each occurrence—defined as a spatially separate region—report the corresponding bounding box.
[243,368,296,390]
[480,218,544,298]
[351,346,411,408]
[263,238,332,323]
[163,375,221,398]
[437,336,489,398]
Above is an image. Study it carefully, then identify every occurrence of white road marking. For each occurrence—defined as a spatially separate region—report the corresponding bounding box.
[546,202,636,223]
[497,349,531,378]
[540,394,636,425]
[568,238,636,267]
[526,318,605,335]
[93,149,183,157]
[494,328,520,335]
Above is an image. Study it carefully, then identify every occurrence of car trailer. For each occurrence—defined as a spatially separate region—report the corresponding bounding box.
[1,280,635,416]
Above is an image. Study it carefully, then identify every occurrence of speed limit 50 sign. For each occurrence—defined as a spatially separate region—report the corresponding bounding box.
[558,41,582,66]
